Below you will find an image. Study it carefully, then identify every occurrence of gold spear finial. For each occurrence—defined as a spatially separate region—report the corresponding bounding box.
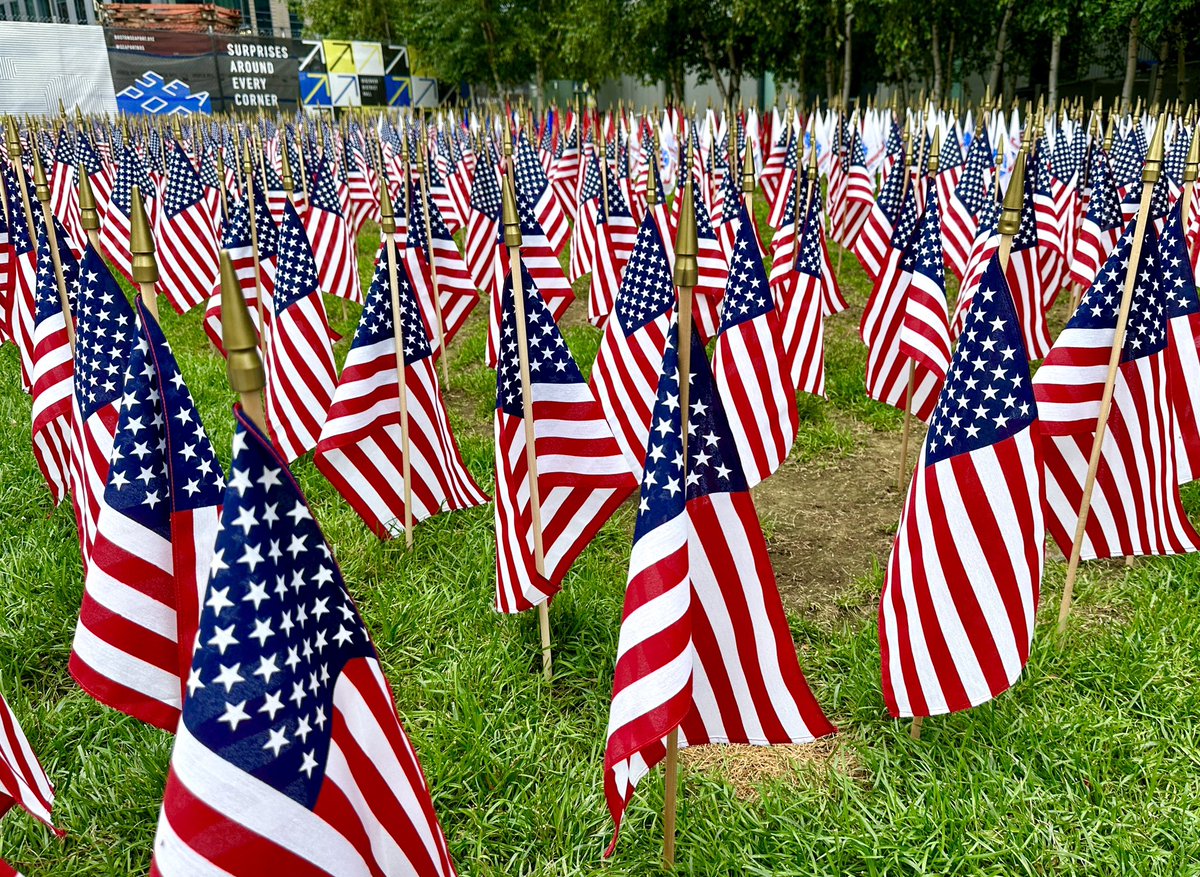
[1185,124,1200,184]
[379,173,396,235]
[674,160,698,289]
[807,140,818,181]
[998,148,1027,237]
[279,140,294,194]
[647,134,660,207]
[221,251,265,394]
[1103,114,1116,152]
[741,138,755,193]
[928,129,941,175]
[5,118,21,162]
[130,186,159,285]
[1143,113,1166,184]
[501,166,522,249]
[31,147,50,204]
[79,165,99,232]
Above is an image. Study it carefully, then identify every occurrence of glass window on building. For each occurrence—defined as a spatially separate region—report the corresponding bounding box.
[72,0,85,21]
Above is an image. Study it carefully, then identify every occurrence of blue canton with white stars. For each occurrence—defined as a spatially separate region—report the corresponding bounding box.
[273,202,320,311]
[579,152,602,205]
[1085,150,1123,232]
[354,245,432,367]
[164,146,206,220]
[496,262,583,417]
[795,184,826,278]
[514,133,553,218]
[906,184,945,288]
[889,184,921,251]
[4,163,37,255]
[111,145,152,217]
[184,412,374,807]
[953,126,993,216]
[615,212,674,335]
[634,319,747,542]
[1160,201,1200,320]
[1164,126,1192,187]
[925,255,1035,467]
[718,199,771,331]
[74,247,136,419]
[1111,128,1145,190]
[308,155,345,217]
[103,301,224,536]
[875,144,909,227]
[250,178,280,260]
[470,155,501,220]
[1011,166,1039,253]
[34,228,79,326]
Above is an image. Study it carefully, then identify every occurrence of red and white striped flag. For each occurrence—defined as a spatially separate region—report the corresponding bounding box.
[1067,148,1123,292]
[70,246,137,577]
[0,691,58,853]
[898,184,952,393]
[516,132,569,257]
[405,180,479,348]
[713,196,797,486]
[4,162,38,390]
[568,146,603,283]
[203,194,278,356]
[151,407,457,877]
[265,200,338,462]
[0,192,12,345]
[590,206,676,478]
[302,153,362,305]
[604,320,834,854]
[315,241,487,538]
[494,261,635,613]
[29,229,76,505]
[835,126,876,248]
[71,300,224,731]
[881,253,1043,717]
[851,142,908,281]
[1035,222,1200,559]
[1160,201,1200,484]
[941,127,994,281]
[99,144,151,284]
[157,145,220,314]
[588,168,638,328]
[462,147,504,303]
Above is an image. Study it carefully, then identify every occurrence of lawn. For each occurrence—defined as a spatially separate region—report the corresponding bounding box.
[2,200,1200,876]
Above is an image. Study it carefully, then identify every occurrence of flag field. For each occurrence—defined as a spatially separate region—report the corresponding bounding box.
[3,203,1200,875]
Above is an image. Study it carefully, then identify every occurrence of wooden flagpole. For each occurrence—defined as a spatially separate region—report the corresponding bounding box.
[417,128,451,386]
[379,174,416,550]
[895,118,922,491]
[502,125,553,682]
[242,138,267,356]
[663,130,699,870]
[1182,120,1198,234]
[129,186,160,319]
[220,250,268,432]
[30,146,75,350]
[1056,116,1167,634]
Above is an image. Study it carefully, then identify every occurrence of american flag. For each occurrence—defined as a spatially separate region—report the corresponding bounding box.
[315,241,487,538]
[1005,164,1052,360]
[423,151,463,235]
[683,158,730,343]
[405,180,479,348]
[203,195,278,356]
[852,141,908,281]
[0,690,58,858]
[942,127,993,281]
[150,407,457,877]
[766,127,799,232]
[590,208,676,478]
[898,183,952,395]
[265,201,338,463]
[517,132,569,257]
[4,163,38,390]
[1034,223,1200,559]
[835,126,875,248]
[345,134,378,238]
[568,146,603,283]
[49,128,83,260]
[463,150,504,304]
[30,228,77,506]
[444,131,473,225]
[0,190,12,345]
[1161,201,1200,485]
[603,318,834,854]
[100,144,152,284]
[157,145,220,314]
[712,196,796,487]
[1031,138,1067,306]
[71,299,224,731]
[493,261,635,613]
[1068,147,1123,291]
[949,198,1001,340]
[302,153,361,305]
[758,112,788,206]
[881,253,1042,718]
[588,163,638,328]
[70,246,136,578]
[549,116,580,223]
[76,130,112,229]
[778,180,843,397]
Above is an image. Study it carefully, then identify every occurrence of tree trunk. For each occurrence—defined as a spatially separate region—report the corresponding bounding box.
[987,0,1014,97]
[841,1,854,108]
[1121,15,1139,111]
[701,38,730,106]
[1150,38,1169,107]
[931,22,943,103]
[946,29,956,101]
[824,17,836,103]
[1048,32,1062,113]
[1179,31,1189,106]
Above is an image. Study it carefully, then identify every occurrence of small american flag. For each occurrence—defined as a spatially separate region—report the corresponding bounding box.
[1035,222,1200,559]
[0,690,58,854]
[265,201,338,463]
[835,126,875,248]
[517,132,569,256]
[100,143,152,284]
[588,161,638,328]
[49,129,83,260]
[1068,148,1123,291]
[949,198,1001,340]
[463,148,504,306]
[549,116,581,224]
[852,140,908,281]
[405,179,479,348]
[590,207,676,478]
[604,318,834,854]
[70,246,136,578]
[898,183,952,393]
[150,407,457,877]
[71,300,224,731]
[777,180,843,397]
[881,253,1043,717]
[302,153,362,305]
[203,195,278,356]
[157,145,220,314]
[568,145,603,283]
[493,261,635,613]
[942,126,994,281]
[1161,201,1200,485]
[0,190,12,345]
[30,229,77,506]
[315,241,487,538]
[1005,166,1051,360]
[4,163,38,390]
[712,196,797,486]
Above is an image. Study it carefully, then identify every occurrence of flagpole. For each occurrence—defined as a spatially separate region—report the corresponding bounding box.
[242,139,267,356]
[663,132,699,871]
[79,165,102,254]
[1182,124,1198,235]
[380,175,417,550]
[6,120,41,275]
[417,128,451,386]
[1057,116,1166,633]
[130,186,159,320]
[503,126,553,683]
[220,250,268,432]
[31,146,75,350]
[895,120,924,492]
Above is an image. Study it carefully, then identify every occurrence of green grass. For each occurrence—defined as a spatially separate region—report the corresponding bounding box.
[3,204,1200,876]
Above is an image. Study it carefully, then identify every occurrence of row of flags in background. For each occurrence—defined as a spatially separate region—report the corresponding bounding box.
[0,92,1196,874]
